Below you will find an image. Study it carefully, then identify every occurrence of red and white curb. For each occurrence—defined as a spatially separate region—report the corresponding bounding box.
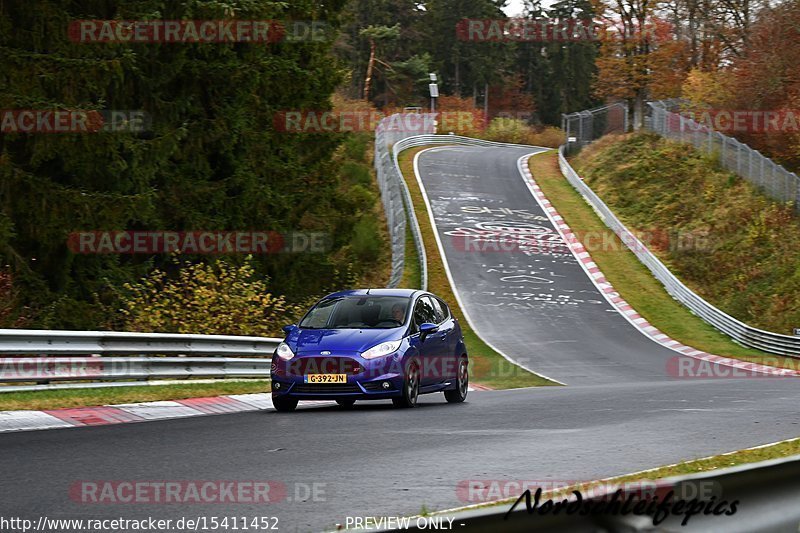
[0,386,490,434]
[0,394,293,434]
[517,154,800,378]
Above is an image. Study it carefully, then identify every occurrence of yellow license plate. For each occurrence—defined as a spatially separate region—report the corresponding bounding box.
[304,374,347,384]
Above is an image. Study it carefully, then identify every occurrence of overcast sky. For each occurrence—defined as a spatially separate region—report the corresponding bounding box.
[503,0,526,16]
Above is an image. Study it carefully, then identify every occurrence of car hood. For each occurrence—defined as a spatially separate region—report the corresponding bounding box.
[287,328,404,355]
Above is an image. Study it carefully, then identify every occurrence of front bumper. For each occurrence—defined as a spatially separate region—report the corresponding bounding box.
[271,377,404,400]
[270,353,405,400]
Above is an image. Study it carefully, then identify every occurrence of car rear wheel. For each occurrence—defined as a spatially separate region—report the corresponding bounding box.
[393,362,420,408]
[336,399,356,409]
[444,357,468,403]
[272,396,298,412]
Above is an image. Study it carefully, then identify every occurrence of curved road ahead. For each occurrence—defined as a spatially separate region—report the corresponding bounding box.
[415,145,684,385]
[1,145,798,533]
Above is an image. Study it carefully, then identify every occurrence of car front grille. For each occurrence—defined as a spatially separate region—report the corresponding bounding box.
[291,383,362,394]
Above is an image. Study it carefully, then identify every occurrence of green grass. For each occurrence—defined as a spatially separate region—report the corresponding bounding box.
[398,147,558,389]
[400,208,422,289]
[529,149,799,369]
[0,380,269,411]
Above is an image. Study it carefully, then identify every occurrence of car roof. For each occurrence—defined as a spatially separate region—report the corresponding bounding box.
[323,288,422,299]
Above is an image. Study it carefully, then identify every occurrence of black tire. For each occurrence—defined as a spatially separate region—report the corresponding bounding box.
[444,357,468,403]
[392,361,420,408]
[336,399,356,409]
[272,396,298,412]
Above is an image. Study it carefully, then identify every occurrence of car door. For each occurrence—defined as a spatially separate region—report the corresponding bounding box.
[411,296,445,387]
[430,297,458,381]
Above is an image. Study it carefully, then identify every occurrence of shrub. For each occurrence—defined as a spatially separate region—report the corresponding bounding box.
[481,118,565,148]
[341,161,373,187]
[0,269,30,328]
[342,133,371,163]
[119,258,302,337]
[350,218,382,263]
[528,126,565,148]
[483,117,531,144]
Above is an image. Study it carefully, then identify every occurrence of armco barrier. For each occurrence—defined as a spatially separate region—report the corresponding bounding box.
[0,329,279,391]
[558,146,800,357]
[374,114,437,289]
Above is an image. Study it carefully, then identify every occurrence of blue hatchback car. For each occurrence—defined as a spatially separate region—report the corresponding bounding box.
[270,289,469,411]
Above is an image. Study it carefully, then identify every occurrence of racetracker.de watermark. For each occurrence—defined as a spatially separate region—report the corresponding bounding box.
[0,110,150,133]
[456,479,722,504]
[456,18,662,42]
[69,480,325,504]
[69,20,332,43]
[668,110,800,134]
[272,356,464,381]
[667,356,800,379]
[0,358,103,381]
[449,227,714,254]
[273,110,485,134]
[67,231,329,255]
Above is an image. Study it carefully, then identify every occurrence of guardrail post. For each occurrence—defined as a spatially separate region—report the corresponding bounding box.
[626,104,631,134]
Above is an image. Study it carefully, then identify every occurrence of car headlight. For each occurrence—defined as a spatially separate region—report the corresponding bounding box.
[276,342,295,361]
[361,340,402,360]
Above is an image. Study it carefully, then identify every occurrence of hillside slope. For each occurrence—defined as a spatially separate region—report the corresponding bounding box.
[573,133,800,335]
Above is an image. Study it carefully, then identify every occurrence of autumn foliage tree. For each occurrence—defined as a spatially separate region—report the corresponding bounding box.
[679,0,800,170]
[724,0,800,169]
[594,2,689,128]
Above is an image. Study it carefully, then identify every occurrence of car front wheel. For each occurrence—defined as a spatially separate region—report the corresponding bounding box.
[272,396,298,412]
[444,357,468,403]
[393,362,420,408]
[336,399,356,409]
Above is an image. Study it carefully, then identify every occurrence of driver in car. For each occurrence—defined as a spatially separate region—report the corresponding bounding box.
[392,303,405,323]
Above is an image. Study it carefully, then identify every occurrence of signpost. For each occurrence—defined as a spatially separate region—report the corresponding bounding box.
[429,73,438,114]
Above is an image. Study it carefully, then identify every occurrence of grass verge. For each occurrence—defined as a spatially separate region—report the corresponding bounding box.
[398,146,558,389]
[528,150,798,369]
[0,380,269,411]
[400,207,422,289]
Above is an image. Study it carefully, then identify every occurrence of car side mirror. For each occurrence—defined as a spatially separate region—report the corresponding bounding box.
[419,322,439,341]
[282,324,297,335]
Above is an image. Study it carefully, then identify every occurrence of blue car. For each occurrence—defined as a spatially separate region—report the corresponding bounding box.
[270,289,469,411]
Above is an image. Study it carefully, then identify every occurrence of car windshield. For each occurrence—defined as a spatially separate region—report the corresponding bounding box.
[299,296,410,329]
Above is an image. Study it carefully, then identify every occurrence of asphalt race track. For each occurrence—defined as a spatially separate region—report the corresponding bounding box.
[414,145,685,385]
[2,145,799,532]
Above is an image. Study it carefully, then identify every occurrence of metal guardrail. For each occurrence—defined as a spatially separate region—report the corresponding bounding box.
[0,329,279,391]
[374,114,437,289]
[386,453,800,531]
[558,147,800,356]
